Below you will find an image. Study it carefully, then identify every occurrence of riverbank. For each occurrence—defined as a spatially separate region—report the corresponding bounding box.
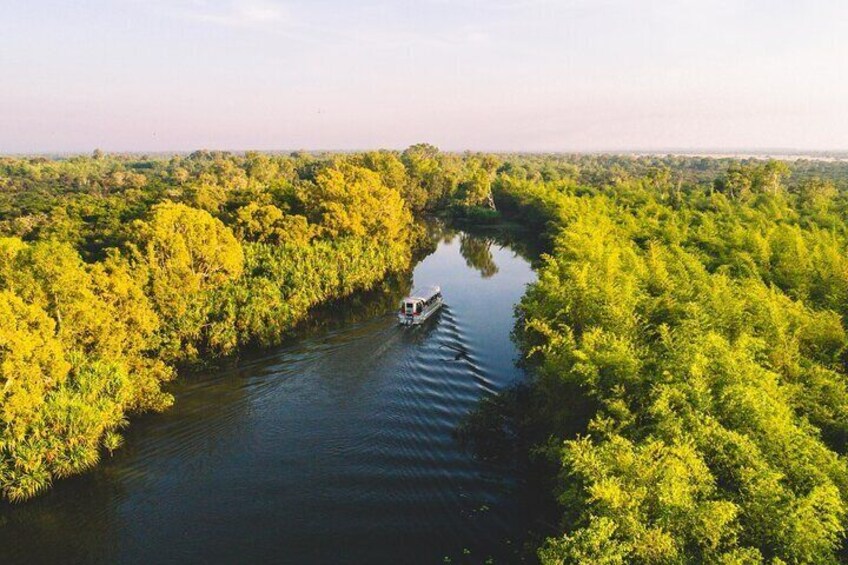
[497,162,848,563]
[0,224,541,565]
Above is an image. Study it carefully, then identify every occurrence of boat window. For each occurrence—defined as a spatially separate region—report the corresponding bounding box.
[416,302,422,314]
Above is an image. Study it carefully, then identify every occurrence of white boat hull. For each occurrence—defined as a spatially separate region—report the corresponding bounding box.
[398,298,443,326]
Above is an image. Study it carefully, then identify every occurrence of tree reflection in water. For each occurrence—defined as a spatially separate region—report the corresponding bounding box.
[459,234,499,278]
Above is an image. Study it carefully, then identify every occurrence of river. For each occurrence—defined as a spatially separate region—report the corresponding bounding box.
[0,224,540,564]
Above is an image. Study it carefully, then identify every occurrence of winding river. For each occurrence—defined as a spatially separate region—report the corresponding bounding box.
[1,224,539,564]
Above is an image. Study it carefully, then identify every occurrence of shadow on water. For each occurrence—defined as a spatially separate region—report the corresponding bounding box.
[429,217,545,269]
[454,378,598,561]
[0,219,550,565]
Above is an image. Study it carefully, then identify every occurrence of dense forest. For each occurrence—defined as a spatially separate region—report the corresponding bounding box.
[496,157,848,563]
[0,145,500,502]
[5,148,848,563]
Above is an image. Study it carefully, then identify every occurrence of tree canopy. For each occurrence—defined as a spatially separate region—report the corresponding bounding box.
[5,148,848,565]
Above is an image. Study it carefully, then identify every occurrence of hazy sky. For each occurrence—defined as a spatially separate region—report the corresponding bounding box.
[2,0,847,153]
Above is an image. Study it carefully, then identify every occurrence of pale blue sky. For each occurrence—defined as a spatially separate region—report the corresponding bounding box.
[1,0,847,153]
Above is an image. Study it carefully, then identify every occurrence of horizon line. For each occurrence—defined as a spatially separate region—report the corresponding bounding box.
[4,147,848,159]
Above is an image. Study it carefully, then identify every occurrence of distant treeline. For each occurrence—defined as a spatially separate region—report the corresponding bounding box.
[496,157,848,563]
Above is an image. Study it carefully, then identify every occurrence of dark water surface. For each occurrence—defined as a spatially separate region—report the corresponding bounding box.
[1,226,538,564]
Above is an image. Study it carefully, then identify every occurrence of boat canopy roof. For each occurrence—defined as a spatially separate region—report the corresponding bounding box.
[405,285,441,302]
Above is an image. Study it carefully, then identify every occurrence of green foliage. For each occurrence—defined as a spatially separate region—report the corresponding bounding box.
[233,202,310,245]
[0,148,443,501]
[502,159,848,563]
[6,145,848,565]
[299,161,411,243]
[0,242,172,501]
[132,201,245,360]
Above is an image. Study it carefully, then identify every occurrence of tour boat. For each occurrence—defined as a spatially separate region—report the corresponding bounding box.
[398,285,443,326]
